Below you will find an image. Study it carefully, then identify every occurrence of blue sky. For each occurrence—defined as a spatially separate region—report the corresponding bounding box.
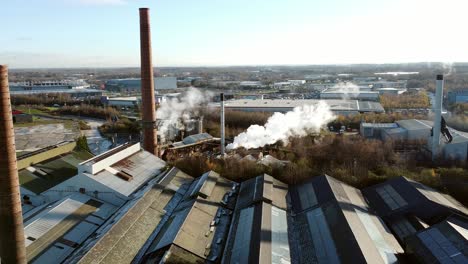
[2,0,467,68]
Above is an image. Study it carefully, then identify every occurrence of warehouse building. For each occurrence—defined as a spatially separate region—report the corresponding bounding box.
[405,215,468,263]
[363,176,468,226]
[71,167,196,264]
[287,175,404,264]
[135,170,238,263]
[363,177,468,263]
[105,77,177,93]
[447,90,468,104]
[222,174,290,264]
[216,99,385,115]
[361,119,468,161]
[320,89,380,101]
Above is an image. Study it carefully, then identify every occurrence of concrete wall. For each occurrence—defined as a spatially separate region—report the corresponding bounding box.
[17,141,77,170]
[79,143,140,175]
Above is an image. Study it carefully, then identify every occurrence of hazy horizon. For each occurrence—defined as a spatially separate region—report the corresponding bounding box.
[3,0,468,68]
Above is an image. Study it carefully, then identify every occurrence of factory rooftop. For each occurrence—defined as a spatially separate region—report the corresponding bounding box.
[214,99,385,114]
[222,174,289,264]
[363,176,468,222]
[23,193,117,263]
[135,170,238,263]
[405,215,468,263]
[16,141,468,264]
[287,175,404,264]
[73,167,194,264]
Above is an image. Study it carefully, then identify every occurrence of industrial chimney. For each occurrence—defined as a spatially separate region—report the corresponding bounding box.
[431,74,444,160]
[0,65,26,264]
[220,93,225,155]
[139,8,158,156]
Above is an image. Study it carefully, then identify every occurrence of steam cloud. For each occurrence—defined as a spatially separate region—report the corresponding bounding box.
[157,88,212,142]
[330,82,359,99]
[227,101,335,150]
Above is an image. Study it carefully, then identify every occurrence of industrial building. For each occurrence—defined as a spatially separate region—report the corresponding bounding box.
[106,96,140,107]
[222,174,290,264]
[14,144,468,264]
[405,215,468,263]
[287,175,404,264]
[105,77,177,93]
[135,170,237,263]
[9,79,103,98]
[363,176,468,263]
[360,119,468,161]
[447,90,468,105]
[239,81,265,89]
[216,99,385,115]
[10,80,90,91]
[320,89,380,101]
[377,87,407,95]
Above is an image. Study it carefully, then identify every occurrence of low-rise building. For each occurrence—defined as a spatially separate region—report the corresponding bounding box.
[215,99,385,115]
[105,77,177,93]
[447,90,468,105]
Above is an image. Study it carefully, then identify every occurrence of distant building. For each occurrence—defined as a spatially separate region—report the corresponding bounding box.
[353,76,378,82]
[361,119,468,161]
[377,88,407,95]
[106,96,140,107]
[12,109,33,123]
[105,77,177,93]
[10,80,90,91]
[447,90,468,104]
[320,89,380,101]
[239,81,264,89]
[215,99,385,115]
[9,80,101,98]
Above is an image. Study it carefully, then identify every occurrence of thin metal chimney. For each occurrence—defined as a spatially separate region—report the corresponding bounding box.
[220,93,225,155]
[0,65,27,264]
[139,8,158,156]
[432,74,444,160]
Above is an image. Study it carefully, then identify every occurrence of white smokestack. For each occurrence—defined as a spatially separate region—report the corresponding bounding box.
[432,74,444,160]
[220,93,225,155]
[227,101,335,150]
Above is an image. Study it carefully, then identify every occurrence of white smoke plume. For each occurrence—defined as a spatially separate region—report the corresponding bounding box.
[156,87,212,142]
[443,62,454,76]
[227,101,335,150]
[330,82,360,99]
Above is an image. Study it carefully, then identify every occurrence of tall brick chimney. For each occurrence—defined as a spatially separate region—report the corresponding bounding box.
[139,8,158,155]
[0,65,26,264]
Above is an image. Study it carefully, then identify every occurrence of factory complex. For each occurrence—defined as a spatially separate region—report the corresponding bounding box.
[8,142,468,264]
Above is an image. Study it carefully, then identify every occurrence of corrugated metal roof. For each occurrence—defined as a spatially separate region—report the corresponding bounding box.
[361,123,399,128]
[182,133,214,145]
[288,175,404,264]
[24,194,91,245]
[406,216,468,264]
[216,99,384,113]
[89,150,166,196]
